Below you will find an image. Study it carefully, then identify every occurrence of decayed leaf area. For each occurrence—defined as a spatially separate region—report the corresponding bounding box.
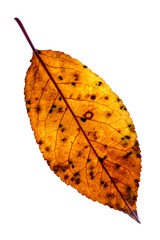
[25,50,141,219]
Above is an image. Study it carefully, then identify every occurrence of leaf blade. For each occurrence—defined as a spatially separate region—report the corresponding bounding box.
[25,50,141,222]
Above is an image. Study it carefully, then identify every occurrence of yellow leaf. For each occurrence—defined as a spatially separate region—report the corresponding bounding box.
[15,18,142,223]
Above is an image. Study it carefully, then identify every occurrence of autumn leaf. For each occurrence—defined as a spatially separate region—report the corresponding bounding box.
[15,18,142,223]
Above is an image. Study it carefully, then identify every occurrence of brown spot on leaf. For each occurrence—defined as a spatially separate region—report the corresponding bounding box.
[77,151,82,157]
[80,117,86,122]
[38,140,43,145]
[26,100,31,104]
[45,146,50,152]
[104,96,109,100]
[106,193,115,199]
[106,112,111,117]
[90,95,96,100]
[74,74,79,81]
[137,153,141,158]
[75,178,80,184]
[58,107,63,113]
[74,172,79,176]
[123,151,132,159]
[98,81,102,86]
[58,76,63,80]
[36,106,40,113]
[135,179,139,187]
[115,164,120,169]
[64,175,69,180]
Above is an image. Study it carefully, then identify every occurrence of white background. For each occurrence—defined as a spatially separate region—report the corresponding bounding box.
[1,0,160,239]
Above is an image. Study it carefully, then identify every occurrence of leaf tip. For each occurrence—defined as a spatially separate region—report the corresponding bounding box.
[129,210,141,224]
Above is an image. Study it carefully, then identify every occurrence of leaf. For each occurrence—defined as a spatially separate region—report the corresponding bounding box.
[15,18,142,223]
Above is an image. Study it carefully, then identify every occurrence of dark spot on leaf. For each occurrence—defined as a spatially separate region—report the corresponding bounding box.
[133,195,137,201]
[37,50,41,54]
[61,128,65,132]
[27,108,30,112]
[72,164,74,169]
[89,165,94,170]
[128,124,135,132]
[117,98,121,102]
[53,164,61,172]
[123,151,132,159]
[115,204,121,210]
[120,105,127,111]
[101,181,104,185]
[68,160,72,164]
[64,175,69,180]
[90,171,93,176]
[107,112,111,117]
[72,82,76,86]
[80,117,86,122]
[45,146,50,152]
[59,96,62,100]
[107,193,115,199]
[137,153,141,158]
[74,172,79,176]
[87,159,91,163]
[59,124,63,128]
[36,106,40,112]
[83,65,88,68]
[75,178,80,184]
[58,107,63,113]
[104,96,109,100]
[74,74,79,81]
[104,183,107,188]
[77,151,82,157]
[115,164,120,169]
[26,100,31,104]
[62,137,67,142]
[71,177,74,182]
[98,81,102,86]
[77,94,81,100]
[49,104,56,113]
[134,179,139,187]
[91,95,96,100]
[62,169,66,172]
[38,140,43,145]
[47,160,50,166]
[58,76,63,80]
[84,111,94,119]
[125,135,131,139]
[126,186,131,192]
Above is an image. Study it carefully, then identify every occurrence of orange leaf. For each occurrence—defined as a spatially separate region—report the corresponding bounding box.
[15,18,142,223]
